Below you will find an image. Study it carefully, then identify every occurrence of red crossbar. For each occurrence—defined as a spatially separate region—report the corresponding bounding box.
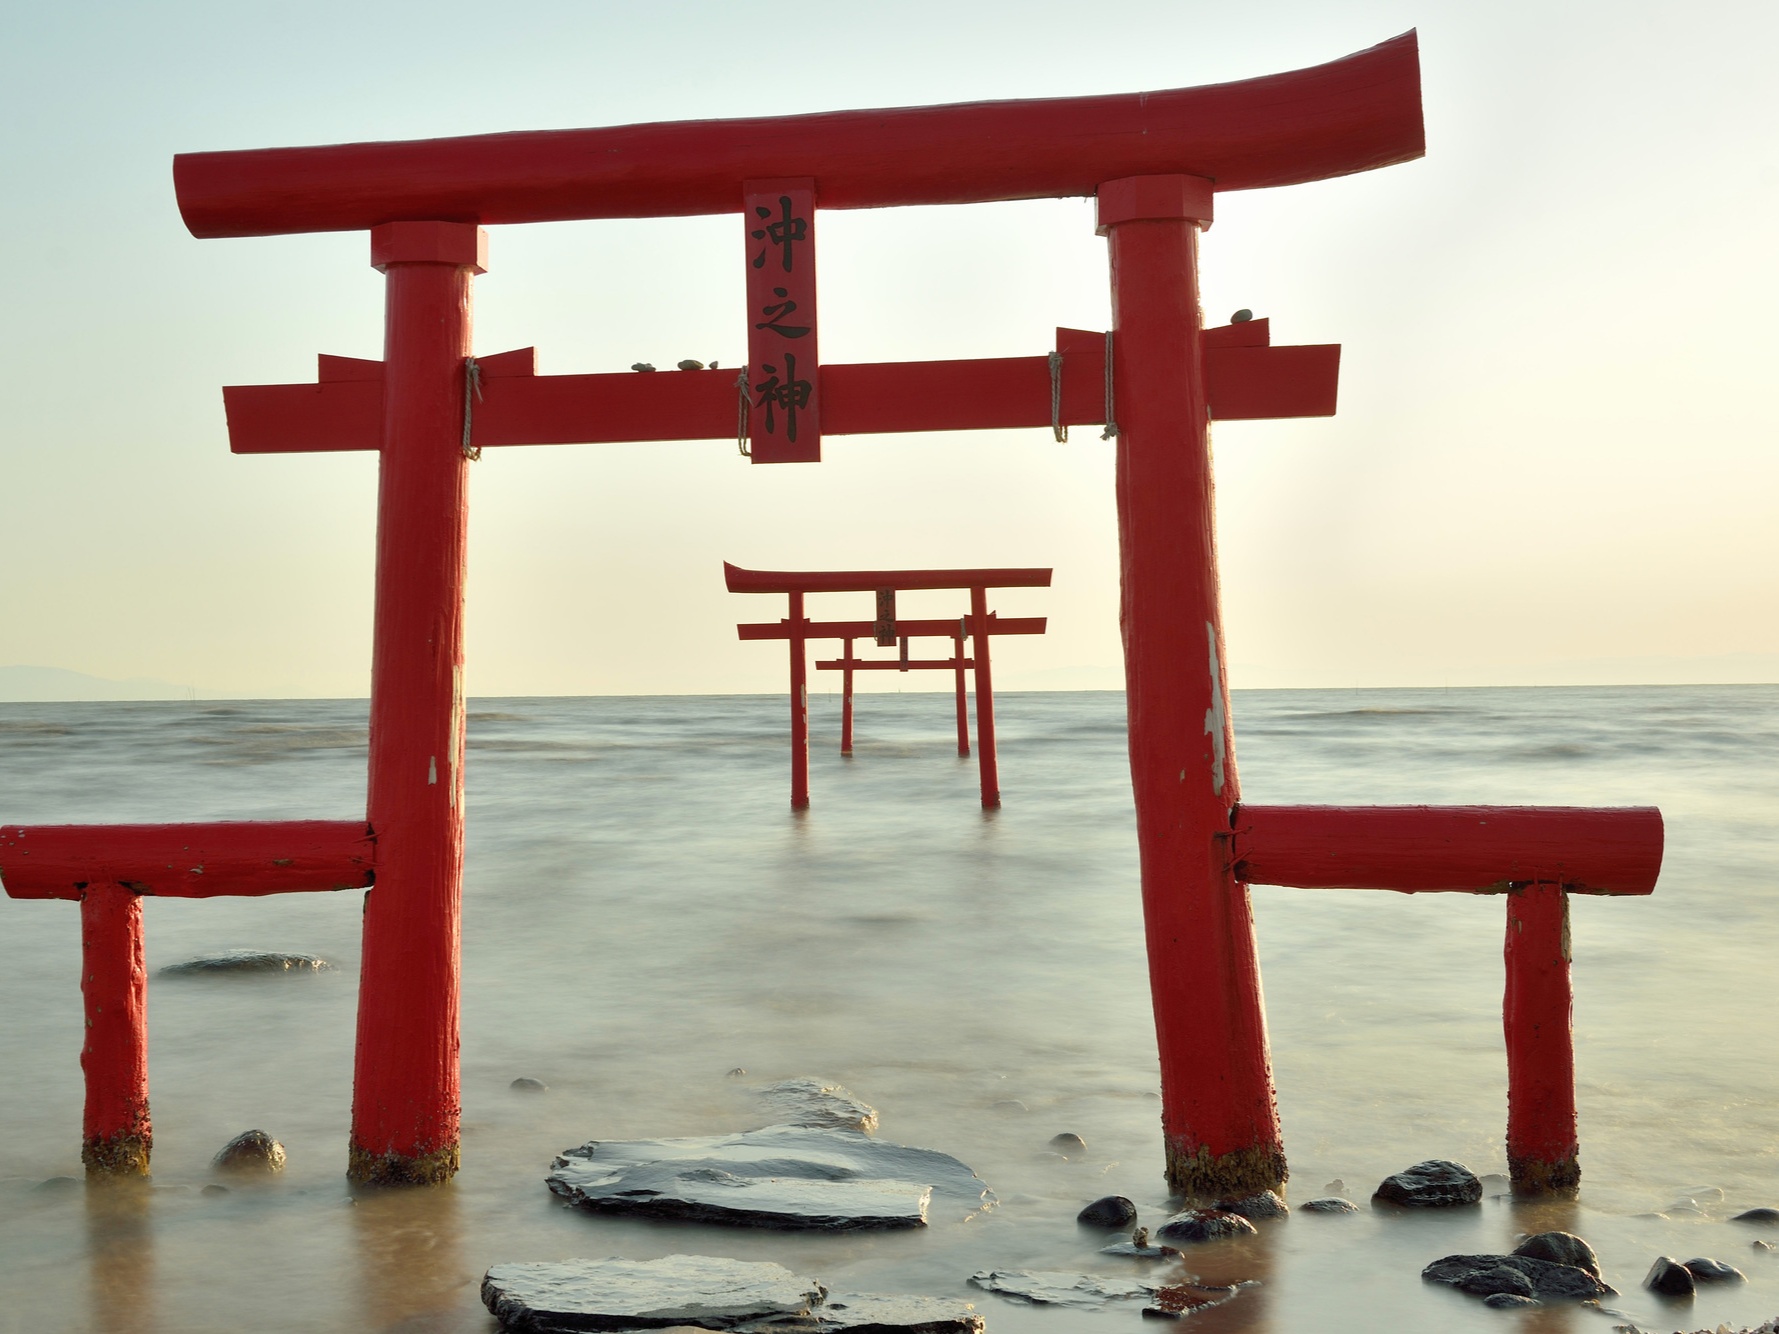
[1230,805,1663,896]
[726,563,1051,594]
[816,658,973,671]
[174,34,1423,238]
[738,616,1046,641]
[0,821,376,900]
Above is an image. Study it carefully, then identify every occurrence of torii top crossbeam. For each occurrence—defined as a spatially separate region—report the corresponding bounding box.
[173,33,1423,236]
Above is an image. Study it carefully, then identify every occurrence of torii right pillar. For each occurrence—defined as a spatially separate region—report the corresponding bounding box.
[1102,174,1285,1199]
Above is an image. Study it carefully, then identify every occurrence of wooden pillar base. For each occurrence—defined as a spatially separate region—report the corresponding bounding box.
[83,1129,151,1178]
[348,1143,460,1187]
[1165,1136,1287,1202]
[1509,1151,1580,1197]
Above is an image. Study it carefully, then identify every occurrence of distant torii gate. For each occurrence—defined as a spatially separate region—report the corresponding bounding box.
[0,31,1667,1199]
[724,563,1051,808]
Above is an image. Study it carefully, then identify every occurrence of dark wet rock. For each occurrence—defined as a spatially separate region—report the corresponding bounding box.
[201,1184,229,1197]
[1733,1207,1779,1224]
[1141,1281,1253,1320]
[1155,1208,1258,1244]
[33,1176,79,1193]
[755,1079,878,1134]
[509,1077,548,1093]
[1483,1293,1540,1309]
[546,1125,993,1230]
[990,1099,1027,1113]
[1682,1257,1746,1283]
[1479,1172,1511,1195]
[160,951,330,976]
[1049,1132,1087,1153]
[1423,1254,1614,1301]
[1076,1194,1138,1228]
[213,1129,285,1174]
[727,1068,748,1078]
[969,1269,1153,1308]
[1219,1189,1288,1221]
[1513,1231,1600,1276]
[1374,1159,1482,1207]
[1299,1197,1360,1214]
[1644,1255,1695,1296]
[483,1254,820,1329]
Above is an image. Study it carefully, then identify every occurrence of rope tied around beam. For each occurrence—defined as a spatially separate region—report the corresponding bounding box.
[735,368,752,458]
[1100,332,1119,440]
[461,358,483,460]
[1047,350,1067,442]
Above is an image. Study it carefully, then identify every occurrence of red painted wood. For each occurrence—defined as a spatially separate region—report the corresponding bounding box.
[737,615,1046,641]
[814,657,975,671]
[745,179,820,463]
[954,632,971,757]
[727,564,1051,594]
[0,821,376,900]
[227,335,1335,455]
[789,592,809,810]
[1230,805,1663,895]
[840,638,854,757]
[1504,883,1579,1192]
[174,34,1423,238]
[969,589,1000,810]
[80,883,150,1174]
[349,222,481,1184]
[1105,174,1284,1196]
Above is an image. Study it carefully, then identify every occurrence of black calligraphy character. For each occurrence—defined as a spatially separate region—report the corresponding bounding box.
[750,195,807,272]
[753,286,811,339]
[754,354,814,442]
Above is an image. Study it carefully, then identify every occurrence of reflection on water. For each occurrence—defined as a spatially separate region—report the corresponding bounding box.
[0,687,1776,1332]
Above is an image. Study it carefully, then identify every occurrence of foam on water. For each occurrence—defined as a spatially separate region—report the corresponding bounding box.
[1,687,1776,1332]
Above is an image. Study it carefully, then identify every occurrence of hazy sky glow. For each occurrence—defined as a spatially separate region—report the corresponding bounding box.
[2,1,1775,697]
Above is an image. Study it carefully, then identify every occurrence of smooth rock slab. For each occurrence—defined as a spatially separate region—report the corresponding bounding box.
[750,1293,984,1332]
[160,951,330,976]
[968,1270,1153,1308]
[754,1080,878,1134]
[483,1255,820,1330]
[1155,1209,1258,1244]
[1683,1256,1746,1283]
[547,1127,993,1231]
[1374,1160,1481,1207]
[1298,1197,1360,1214]
[1423,1254,1614,1301]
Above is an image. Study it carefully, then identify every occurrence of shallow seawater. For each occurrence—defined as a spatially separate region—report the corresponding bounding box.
[1,686,1776,1333]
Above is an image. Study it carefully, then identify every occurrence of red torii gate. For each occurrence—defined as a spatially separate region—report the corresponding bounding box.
[0,31,1666,1198]
[724,563,1052,809]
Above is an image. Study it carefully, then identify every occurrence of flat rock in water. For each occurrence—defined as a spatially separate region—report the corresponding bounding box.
[1049,1133,1087,1153]
[1076,1195,1138,1228]
[1644,1255,1695,1296]
[160,951,330,976]
[1155,1208,1258,1244]
[1733,1207,1779,1224]
[546,1126,992,1230]
[968,1270,1153,1308]
[482,1255,820,1329]
[1683,1256,1746,1283]
[1483,1293,1540,1309]
[510,1077,548,1093]
[1423,1254,1614,1301]
[1374,1160,1481,1207]
[761,1292,984,1332]
[1101,1240,1180,1260]
[1513,1230,1600,1275]
[1298,1197,1360,1214]
[754,1079,878,1134]
[1218,1190,1288,1220]
[213,1129,285,1174]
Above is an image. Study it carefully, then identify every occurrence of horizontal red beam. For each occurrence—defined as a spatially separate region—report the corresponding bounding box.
[1230,805,1663,896]
[175,33,1422,238]
[728,565,1051,594]
[737,616,1046,641]
[0,821,376,901]
[816,659,973,671]
[223,335,1337,455]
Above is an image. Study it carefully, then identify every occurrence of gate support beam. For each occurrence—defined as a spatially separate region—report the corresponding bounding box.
[1103,173,1285,1199]
[1505,883,1579,1194]
[349,221,483,1186]
[80,883,150,1176]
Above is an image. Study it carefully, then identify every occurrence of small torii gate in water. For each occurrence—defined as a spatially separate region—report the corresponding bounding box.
[725,562,1053,809]
[0,31,1666,1199]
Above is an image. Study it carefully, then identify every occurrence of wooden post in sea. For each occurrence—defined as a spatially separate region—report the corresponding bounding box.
[1504,882,1579,1193]
[79,883,151,1176]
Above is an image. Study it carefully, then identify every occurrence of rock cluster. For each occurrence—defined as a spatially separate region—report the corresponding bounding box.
[1643,1254,1747,1296]
[1422,1252,1614,1303]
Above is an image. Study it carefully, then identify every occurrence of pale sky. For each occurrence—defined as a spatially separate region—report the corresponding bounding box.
[1,1,1774,698]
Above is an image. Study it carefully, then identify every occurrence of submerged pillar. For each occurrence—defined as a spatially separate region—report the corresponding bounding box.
[1505,882,1580,1194]
[80,883,151,1176]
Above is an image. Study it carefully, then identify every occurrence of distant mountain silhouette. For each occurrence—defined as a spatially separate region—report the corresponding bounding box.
[0,665,230,702]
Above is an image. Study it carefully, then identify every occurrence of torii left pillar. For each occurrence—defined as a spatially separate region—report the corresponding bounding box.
[348,220,483,1185]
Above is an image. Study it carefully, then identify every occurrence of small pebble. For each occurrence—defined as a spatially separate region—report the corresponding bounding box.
[1643,1255,1694,1297]
[1050,1132,1087,1153]
[1681,1257,1745,1283]
[1753,1240,1774,1251]
[1298,1197,1360,1214]
[201,1184,229,1197]
[630,363,656,372]
[1732,1207,1779,1224]
[509,1077,548,1092]
[1076,1195,1138,1228]
[213,1129,285,1175]
[1322,1179,1346,1195]
[726,1068,747,1078]
[1483,1293,1540,1309]
[675,360,705,370]
[1155,1208,1258,1244]
[991,1099,1028,1113]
